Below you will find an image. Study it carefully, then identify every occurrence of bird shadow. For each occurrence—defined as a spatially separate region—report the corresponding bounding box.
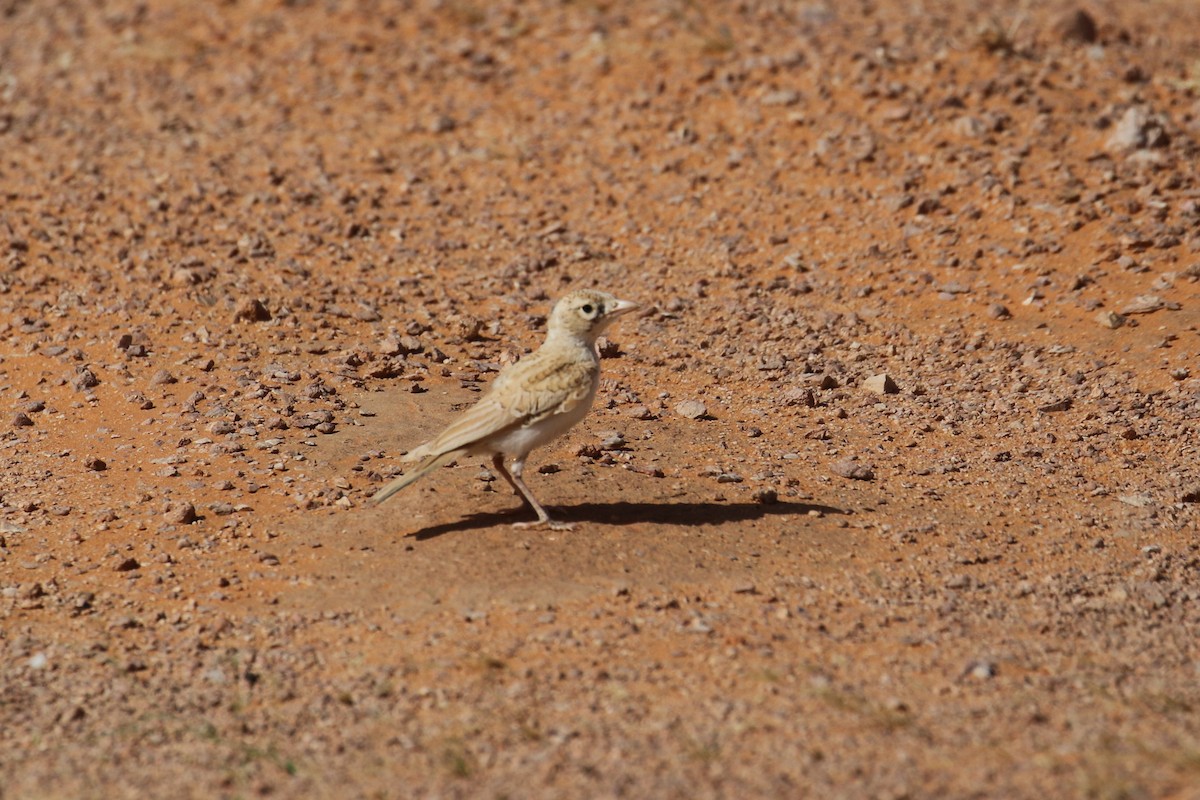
[405,499,849,541]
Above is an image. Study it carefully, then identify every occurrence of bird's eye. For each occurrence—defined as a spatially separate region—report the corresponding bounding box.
[581,304,594,315]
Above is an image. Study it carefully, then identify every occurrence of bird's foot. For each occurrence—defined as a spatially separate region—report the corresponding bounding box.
[512,518,575,532]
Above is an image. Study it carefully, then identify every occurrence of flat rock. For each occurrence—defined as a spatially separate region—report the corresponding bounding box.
[674,400,708,419]
[862,373,900,394]
[831,459,875,480]
[1120,295,1165,315]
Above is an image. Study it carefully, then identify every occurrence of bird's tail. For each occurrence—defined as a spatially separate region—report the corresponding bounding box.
[371,449,463,505]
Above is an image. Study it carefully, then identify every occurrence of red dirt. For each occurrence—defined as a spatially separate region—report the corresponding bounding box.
[2,1,1199,797]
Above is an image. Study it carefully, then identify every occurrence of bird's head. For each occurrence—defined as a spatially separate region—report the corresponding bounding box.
[548,289,638,341]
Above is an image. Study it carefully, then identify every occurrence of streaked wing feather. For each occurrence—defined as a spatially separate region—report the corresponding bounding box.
[496,349,595,417]
[410,351,597,459]
[506,361,595,422]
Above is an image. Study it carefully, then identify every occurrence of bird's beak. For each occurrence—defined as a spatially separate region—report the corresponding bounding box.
[608,298,639,316]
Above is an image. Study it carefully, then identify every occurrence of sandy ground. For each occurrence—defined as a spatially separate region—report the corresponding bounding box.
[2,0,1200,797]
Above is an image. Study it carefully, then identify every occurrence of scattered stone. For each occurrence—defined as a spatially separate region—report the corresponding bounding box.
[597,337,621,358]
[84,457,107,471]
[72,367,99,391]
[396,335,423,354]
[1051,8,1098,44]
[915,197,940,215]
[1095,310,1126,329]
[1182,489,1200,504]
[234,297,272,323]
[599,432,627,451]
[429,114,456,134]
[752,487,778,504]
[1038,398,1072,413]
[945,574,973,589]
[1120,295,1165,315]
[952,115,986,138]
[12,412,33,427]
[149,369,177,386]
[761,89,801,107]
[113,557,140,572]
[127,391,155,409]
[171,264,215,285]
[378,336,406,356]
[1105,106,1169,152]
[862,373,900,394]
[779,387,816,407]
[164,502,198,524]
[627,404,654,420]
[965,660,997,680]
[674,400,708,419]
[831,459,875,480]
[987,303,1012,320]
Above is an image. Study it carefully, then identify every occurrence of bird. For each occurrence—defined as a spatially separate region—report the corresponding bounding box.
[371,289,638,530]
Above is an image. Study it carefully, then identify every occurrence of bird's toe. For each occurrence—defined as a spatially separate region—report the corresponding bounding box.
[511,518,575,532]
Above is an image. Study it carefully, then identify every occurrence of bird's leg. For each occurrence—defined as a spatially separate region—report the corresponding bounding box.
[491,453,528,506]
[507,456,574,531]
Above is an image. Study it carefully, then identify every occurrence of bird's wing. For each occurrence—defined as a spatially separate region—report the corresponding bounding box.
[405,350,597,460]
[497,351,597,420]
